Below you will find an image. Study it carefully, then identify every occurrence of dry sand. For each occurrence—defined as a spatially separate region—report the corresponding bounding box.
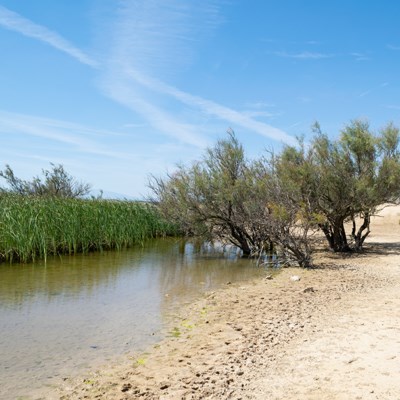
[56,206,400,400]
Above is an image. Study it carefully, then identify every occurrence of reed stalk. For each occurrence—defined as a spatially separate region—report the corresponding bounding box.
[0,193,178,263]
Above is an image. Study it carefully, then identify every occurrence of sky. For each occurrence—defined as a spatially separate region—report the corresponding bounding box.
[1,0,400,198]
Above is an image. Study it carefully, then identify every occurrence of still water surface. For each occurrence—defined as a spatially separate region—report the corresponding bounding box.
[0,238,271,399]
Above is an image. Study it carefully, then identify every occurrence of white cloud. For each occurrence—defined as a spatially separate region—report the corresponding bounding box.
[1,1,296,152]
[244,102,276,109]
[287,121,303,129]
[119,68,296,144]
[350,52,370,61]
[387,44,400,50]
[359,90,371,98]
[110,0,222,76]
[274,51,334,59]
[359,82,389,98]
[100,0,296,146]
[0,5,98,67]
[242,110,280,119]
[102,78,210,148]
[0,110,130,158]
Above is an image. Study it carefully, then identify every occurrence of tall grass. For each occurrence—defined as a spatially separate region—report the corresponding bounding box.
[0,193,179,263]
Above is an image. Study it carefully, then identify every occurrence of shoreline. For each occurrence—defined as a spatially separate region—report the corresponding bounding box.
[55,208,400,399]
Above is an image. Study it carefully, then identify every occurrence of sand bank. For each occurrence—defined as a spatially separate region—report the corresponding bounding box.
[57,206,400,400]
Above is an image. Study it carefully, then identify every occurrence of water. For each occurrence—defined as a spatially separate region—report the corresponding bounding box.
[0,238,272,399]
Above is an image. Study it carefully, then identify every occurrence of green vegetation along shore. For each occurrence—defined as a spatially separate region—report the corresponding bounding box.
[0,194,178,263]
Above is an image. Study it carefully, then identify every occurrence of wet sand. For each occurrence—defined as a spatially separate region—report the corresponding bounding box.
[55,206,400,400]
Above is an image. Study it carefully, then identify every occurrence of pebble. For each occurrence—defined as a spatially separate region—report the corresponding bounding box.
[160,382,170,390]
[121,383,132,392]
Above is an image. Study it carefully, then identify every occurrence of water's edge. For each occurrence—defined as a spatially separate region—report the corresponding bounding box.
[0,238,276,399]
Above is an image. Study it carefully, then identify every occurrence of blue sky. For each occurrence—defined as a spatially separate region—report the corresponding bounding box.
[1,0,400,198]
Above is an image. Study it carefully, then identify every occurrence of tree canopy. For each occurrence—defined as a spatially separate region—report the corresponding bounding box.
[0,163,91,199]
[279,120,400,252]
[150,132,273,257]
[151,120,400,267]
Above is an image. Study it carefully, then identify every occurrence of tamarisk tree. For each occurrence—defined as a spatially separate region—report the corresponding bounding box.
[150,120,400,265]
[280,120,400,252]
[0,163,91,198]
[150,132,315,266]
[150,132,271,257]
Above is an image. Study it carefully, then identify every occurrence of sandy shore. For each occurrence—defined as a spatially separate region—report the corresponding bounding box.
[56,206,400,400]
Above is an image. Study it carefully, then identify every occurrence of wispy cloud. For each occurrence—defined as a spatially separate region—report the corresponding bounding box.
[0,110,129,158]
[350,52,370,61]
[120,68,296,144]
[110,0,222,76]
[240,101,280,119]
[287,121,303,129]
[387,44,400,50]
[242,110,280,119]
[359,89,371,98]
[244,101,276,109]
[1,1,296,149]
[102,0,296,146]
[274,51,334,59]
[359,82,389,98]
[0,5,98,67]
[102,78,210,148]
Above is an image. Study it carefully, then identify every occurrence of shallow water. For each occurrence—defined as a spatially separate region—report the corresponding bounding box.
[0,238,272,399]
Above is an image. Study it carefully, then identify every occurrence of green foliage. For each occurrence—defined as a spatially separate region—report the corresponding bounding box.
[150,131,315,267]
[150,131,274,257]
[151,120,400,265]
[278,120,400,251]
[0,194,178,263]
[0,163,91,198]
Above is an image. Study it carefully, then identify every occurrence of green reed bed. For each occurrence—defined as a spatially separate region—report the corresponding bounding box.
[0,194,179,263]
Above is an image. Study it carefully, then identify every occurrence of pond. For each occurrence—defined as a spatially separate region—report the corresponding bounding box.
[0,238,275,399]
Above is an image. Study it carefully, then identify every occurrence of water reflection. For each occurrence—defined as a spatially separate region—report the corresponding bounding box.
[0,238,270,400]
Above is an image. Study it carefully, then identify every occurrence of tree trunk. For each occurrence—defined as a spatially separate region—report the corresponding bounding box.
[319,223,334,249]
[352,213,370,251]
[332,222,351,252]
[240,240,251,257]
[228,224,252,257]
[320,219,351,252]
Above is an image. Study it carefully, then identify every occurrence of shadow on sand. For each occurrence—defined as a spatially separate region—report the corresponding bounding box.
[309,241,400,271]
